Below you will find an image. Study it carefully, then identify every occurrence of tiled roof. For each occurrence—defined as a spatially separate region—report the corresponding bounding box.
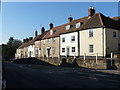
[18,13,120,49]
[76,13,119,30]
[111,16,120,20]
[111,16,120,29]
[18,30,49,49]
[42,16,89,39]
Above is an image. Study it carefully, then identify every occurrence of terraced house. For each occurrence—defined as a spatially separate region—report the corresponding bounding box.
[15,7,120,60]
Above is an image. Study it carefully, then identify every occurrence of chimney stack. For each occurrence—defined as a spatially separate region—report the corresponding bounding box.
[29,37,33,41]
[35,30,38,37]
[49,23,53,30]
[88,6,95,18]
[41,27,45,33]
[26,38,29,42]
[68,16,73,23]
[23,39,26,43]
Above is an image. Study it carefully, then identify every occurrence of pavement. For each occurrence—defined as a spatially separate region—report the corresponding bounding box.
[2,62,120,88]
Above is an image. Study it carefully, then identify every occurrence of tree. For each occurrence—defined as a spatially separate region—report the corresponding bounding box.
[2,37,22,61]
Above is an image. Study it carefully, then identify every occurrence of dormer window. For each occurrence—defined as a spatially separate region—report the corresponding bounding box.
[66,25,70,30]
[50,30,56,35]
[50,30,53,35]
[76,22,81,28]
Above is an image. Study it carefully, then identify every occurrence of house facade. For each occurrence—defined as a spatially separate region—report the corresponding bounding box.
[60,32,79,57]
[15,7,120,60]
[39,23,66,58]
[79,12,120,57]
[40,37,59,58]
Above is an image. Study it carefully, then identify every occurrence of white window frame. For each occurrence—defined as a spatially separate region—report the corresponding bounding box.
[62,48,65,53]
[52,47,55,53]
[48,39,50,43]
[50,30,53,35]
[62,37,65,43]
[89,29,93,37]
[52,38,56,43]
[113,31,117,38]
[76,22,81,28]
[89,44,94,53]
[66,25,70,30]
[35,48,39,55]
[72,47,75,52]
[71,36,75,42]
[44,40,46,44]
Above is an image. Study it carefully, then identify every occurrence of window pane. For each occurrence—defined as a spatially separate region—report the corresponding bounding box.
[52,38,56,43]
[62,38,65,42]
[72,47,75,52]
[62,48,65,52]
[66,25,70,30]
[52,47,55,53]
[89,29,93,37]
[113,32,117,37]
[71,36,75,41]
[89,45,94,53]
[76,22,80,28]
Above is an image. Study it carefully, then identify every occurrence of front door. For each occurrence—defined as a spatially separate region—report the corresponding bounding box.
[48,49,50,57]
[66,48,70,56]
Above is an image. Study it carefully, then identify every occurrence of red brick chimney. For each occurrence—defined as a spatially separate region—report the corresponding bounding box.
[88,6,95,18]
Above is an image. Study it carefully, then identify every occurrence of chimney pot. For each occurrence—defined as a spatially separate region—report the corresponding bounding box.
[68,16,73,23]
[49,23,53,30]
[35,30,38,37]
[23,39,26,43]
[29,37,33,41]
[26,38,29,42]
[88,6,95,18]
[41,27,45,33]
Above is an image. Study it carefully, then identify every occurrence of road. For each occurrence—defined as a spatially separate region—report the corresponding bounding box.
[2,62,120,88]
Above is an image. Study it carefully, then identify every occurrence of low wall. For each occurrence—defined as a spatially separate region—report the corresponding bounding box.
[76,58,120,70]
[38,57,61,66]
[38,57,120,70]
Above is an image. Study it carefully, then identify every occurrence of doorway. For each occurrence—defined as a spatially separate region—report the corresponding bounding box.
[66,47,70,56]
[47,49,50,57]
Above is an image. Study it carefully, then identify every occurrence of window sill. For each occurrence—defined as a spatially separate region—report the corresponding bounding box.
[89,53,94,55]
[71,41,75,43]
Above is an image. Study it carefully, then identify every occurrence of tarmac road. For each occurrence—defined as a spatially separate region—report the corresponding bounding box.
[2,62,120,88]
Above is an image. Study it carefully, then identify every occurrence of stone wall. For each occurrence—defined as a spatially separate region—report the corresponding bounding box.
[76,58,120,70]
[38,57,120,70]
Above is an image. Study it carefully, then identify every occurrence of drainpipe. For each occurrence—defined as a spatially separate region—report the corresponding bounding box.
[77,30,80,57]
[102,27,105,58]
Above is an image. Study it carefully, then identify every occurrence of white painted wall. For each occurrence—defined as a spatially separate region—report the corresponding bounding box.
[27,45,35,57]
[60,32,78,56]
[15,49,22,59]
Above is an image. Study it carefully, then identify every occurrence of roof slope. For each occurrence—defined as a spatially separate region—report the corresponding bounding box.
[79,13,119,30]
[18,31,48,49]
[42,16,88,39]
[18,13,120,49]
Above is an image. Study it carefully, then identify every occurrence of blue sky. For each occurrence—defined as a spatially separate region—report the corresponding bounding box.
[1,2,119,44]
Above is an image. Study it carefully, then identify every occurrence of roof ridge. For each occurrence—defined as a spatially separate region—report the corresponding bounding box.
[98,12,104,26]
